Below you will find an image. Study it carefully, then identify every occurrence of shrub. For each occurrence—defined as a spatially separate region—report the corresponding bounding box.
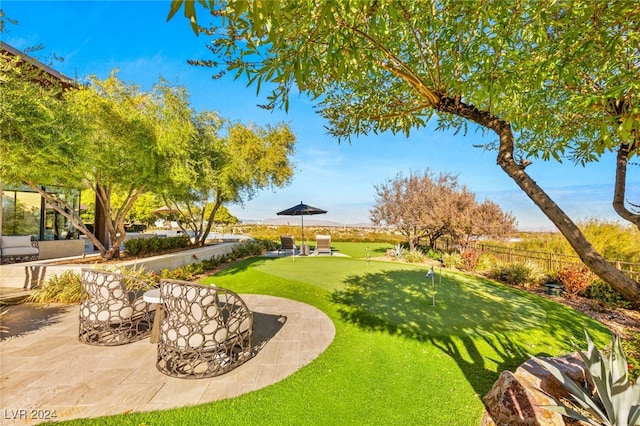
[460,248,480,272]
[441,252,462,269]
[257,239,278,252]
[623,335,640,383]
[27,270,82,303]
[424,248,445,261]
[231,240,268,258]
[123,235,190,256]
[27,266,160,304]
[122,237,144,256]
[103,265,159,290]
[489,262,542,287]
[554,264,597,296]
[459,248,494,273]
[160,262,204,281]
[581,281,632,310]
[402,249,426,263]
[475,253,495,274]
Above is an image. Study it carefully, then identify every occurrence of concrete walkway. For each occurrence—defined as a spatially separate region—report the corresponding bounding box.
[0,295,335,425]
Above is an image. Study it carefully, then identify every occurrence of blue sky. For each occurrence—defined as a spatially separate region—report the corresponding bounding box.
[3,1,636,231]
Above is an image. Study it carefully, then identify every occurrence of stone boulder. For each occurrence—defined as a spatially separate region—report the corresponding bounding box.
[481,353,592,426]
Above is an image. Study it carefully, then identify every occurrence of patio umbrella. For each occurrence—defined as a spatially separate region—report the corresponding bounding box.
[152,206,180,216]
[277,202,327,248]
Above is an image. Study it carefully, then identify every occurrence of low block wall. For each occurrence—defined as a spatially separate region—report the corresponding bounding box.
[38,240,86,260]
[0,242,238,290]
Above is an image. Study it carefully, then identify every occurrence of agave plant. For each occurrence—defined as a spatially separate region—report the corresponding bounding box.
[534,331,640,426]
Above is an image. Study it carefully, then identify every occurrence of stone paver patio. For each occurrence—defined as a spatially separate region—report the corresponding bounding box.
[0,295,335,425]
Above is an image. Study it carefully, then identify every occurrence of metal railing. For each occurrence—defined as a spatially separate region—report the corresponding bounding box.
[476,243,640,282]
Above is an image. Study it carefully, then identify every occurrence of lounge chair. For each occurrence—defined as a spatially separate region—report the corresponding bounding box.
[156,279,254,378]
[78,268,155,346]
[314,235,332,255]
[278,235,298,256]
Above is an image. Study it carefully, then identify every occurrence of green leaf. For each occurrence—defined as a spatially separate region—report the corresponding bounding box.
[166,0,184,21]
[533,356,609,420]
[540,405,599,426]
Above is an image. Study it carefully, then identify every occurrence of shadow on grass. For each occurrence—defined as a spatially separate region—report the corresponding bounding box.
[370,246,390,255]
[330,269,601,397]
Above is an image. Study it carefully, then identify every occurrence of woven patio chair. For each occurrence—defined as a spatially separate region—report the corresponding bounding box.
[78,268,155,346]
[156,279,254,379]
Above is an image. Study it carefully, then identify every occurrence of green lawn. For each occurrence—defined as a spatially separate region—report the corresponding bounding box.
[58,242,610,425]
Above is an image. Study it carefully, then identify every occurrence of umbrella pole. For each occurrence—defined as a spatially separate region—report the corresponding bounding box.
[301,215,305,255]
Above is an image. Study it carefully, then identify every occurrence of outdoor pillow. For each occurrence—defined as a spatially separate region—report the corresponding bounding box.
[1,236,32,249]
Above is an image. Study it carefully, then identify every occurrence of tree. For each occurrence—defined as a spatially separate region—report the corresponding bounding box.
[112,192,160,228]
[1,62,194,259]
[456,199,517,250]
[500,3,640,229]
[168,0,640,305]
[371,170,515,251]
[164,115,296,246]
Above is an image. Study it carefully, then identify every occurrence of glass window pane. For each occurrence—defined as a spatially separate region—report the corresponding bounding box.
[2,190,41,236]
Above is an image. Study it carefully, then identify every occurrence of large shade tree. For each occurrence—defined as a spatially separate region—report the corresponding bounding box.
[162,109,296,246]
[1,61,194,259]
[168,0,640,305]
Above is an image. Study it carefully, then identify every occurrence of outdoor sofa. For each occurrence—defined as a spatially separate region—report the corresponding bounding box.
[0,235,39,264]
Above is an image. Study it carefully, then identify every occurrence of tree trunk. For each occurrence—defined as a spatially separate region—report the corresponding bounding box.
[613,142,640,229]
[436,97,640,307]
[96,183,145,260]
[197,197,224,246]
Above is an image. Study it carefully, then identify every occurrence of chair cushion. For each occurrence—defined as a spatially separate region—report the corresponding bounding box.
[1,236,32,249]
[2,247,39,256]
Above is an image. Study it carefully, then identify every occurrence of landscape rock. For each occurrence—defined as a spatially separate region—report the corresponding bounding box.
[481,353,591,425]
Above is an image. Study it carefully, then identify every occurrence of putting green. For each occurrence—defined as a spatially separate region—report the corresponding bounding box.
[254,256,547,337]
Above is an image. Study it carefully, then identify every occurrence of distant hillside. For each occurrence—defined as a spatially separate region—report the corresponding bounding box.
[239,217,374,228]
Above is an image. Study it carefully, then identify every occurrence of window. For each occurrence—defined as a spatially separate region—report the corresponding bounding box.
[1,185,81,240]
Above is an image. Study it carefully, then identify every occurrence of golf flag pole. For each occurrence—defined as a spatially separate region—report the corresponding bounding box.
[426,266,435,306]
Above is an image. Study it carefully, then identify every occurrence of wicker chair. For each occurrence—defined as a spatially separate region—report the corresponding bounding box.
[78,268,155,346]
[157,279,254,379]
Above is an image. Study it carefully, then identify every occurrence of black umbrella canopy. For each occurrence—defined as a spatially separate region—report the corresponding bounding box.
[276,202,327,216]
[277,202,327,245]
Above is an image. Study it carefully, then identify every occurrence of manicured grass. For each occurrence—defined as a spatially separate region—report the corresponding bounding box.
[56,242,610,425]
[326,241,393,259]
